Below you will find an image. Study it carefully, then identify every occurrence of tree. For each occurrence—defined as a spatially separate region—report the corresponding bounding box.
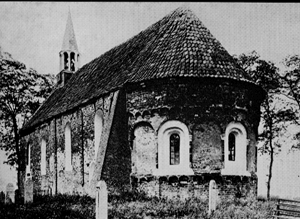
[281,55,300,123]
[0,47,55,196]
[234,51,292,200]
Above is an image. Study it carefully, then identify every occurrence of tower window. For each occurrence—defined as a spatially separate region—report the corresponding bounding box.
[170,133,180,165]
[70,52,75,71]
[228,133,235,161]
[64,52,69,70]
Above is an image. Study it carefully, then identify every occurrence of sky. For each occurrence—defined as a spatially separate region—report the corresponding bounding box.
[1,2,300,75]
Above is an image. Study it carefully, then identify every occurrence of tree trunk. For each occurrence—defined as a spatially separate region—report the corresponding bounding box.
[266,99,273,201]
[267,137,273,200]
[12,115,23,202]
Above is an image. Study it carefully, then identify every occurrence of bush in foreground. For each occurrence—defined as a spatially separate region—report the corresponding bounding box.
[0,191,275,218]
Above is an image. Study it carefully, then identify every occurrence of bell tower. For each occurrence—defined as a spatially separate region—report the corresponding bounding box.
[60,10,80,72]
[57,10,80,87]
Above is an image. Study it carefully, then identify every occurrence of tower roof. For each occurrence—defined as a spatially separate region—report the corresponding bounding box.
[61,10,79,52]
[21,7,263,134]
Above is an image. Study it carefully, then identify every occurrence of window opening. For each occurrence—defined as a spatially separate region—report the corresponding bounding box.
[41,139,46,175]
[228,133,235,161]
[65,123,72,171]
[70,52,75,71]
[170,133,180,165]
[64,52,69,70]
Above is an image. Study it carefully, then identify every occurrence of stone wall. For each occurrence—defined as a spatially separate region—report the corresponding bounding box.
[127,77,263,198]
[134,174,257,200]
[22,90,131,196]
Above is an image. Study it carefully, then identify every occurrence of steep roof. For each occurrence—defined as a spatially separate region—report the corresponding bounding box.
[61,10,79,52]
[21,7,259,134]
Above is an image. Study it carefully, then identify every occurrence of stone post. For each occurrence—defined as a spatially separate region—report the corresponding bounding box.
[0,191,5,203]
[208,180,218,215]
[5,183,15,204]
[96,180,108,219]
[24,178,34,203]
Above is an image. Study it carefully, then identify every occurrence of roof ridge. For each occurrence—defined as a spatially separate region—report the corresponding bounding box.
[21,7,260,133]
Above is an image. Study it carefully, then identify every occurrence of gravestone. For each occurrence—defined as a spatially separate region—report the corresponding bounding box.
[96,180,108,219]
[5,183,15,204]
[24,178,34,203]
[0,191,5,203]
[208,180,218,215]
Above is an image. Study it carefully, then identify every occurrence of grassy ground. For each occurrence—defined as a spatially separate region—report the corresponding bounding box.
[0,191,275,219]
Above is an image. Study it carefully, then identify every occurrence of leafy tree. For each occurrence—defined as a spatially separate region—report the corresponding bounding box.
[234,51,292,200]
[281,55,300,124]
[0,47,55,195]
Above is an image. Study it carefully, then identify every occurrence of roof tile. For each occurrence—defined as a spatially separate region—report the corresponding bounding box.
[22,7,258,133]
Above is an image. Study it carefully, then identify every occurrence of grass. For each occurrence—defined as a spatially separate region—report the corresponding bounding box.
[0,191,275,219]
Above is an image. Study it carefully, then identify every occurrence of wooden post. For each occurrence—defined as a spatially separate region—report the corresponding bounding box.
[24,178,34,203]
[208,180,218,215]
[5,183,15,204]
[96,180,108,219]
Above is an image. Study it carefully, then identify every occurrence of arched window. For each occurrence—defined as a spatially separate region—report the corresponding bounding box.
[228,133,235,161]
[65,123,72,171]
[26,144,31,179]
[94,110,103,159]
[170,133,180,165]
[41,139,46,175]
[64,52,69,70]
[156,120,193,176]
[221,122,250,176]
[70,52,75,71]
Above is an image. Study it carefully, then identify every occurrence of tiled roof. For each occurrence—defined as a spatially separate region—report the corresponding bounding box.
[21,7,258,133]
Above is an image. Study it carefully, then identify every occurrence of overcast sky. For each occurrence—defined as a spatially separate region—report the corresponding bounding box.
[1,2,300,75]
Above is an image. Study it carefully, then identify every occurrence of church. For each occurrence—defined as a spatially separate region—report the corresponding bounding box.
[20,7,265,199]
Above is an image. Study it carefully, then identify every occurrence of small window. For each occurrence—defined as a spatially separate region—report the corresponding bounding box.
[156,120,193,176]
[221,122,249,176]
[26,144,31,178]
[65,123,72,171]
[64,52,69,70]
[70,52,75,71]
[228,133,235,161]
[41,139,46,175]
[170,133,180,165]
[94,110,103,159]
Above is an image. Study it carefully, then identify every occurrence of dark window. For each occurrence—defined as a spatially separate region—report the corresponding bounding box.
[64,52,69,70]
[70,52,75,71]
[228,133,235,161]
[170,133,180,165]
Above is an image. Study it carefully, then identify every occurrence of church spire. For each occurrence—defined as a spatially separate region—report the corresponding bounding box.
[59,9,80,73]
[62,9,78,52]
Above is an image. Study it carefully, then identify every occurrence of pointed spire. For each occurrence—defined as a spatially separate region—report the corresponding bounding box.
[61,9,78,52]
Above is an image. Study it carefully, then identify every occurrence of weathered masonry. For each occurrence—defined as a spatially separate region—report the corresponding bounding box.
[20,7,265,199]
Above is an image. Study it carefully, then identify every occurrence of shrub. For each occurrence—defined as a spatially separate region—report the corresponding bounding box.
[0,192,275,218]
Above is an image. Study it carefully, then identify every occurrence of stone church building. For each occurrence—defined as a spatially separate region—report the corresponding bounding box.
[20,7,265,199]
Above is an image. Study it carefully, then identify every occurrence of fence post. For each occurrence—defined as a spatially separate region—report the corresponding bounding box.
[96,180,108,219]
[24,178,34,203]
[208,180,218,215]
[5,183,15,204]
